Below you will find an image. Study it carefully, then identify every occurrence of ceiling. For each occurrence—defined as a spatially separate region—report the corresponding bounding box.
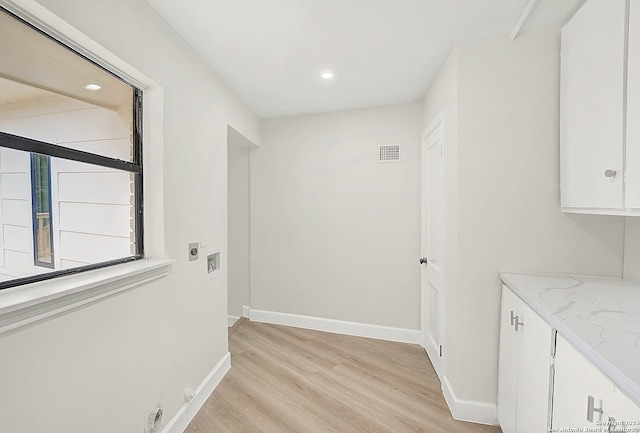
[0,9,132,112]
[0,77,52,107]
[147,0,585,119]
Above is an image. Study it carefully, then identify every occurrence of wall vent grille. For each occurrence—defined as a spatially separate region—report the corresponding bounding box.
[378,144,401,162]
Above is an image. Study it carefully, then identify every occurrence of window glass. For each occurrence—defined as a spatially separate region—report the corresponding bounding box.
[31,153,54,267]
[0,8,142,289]
[0,10,134,161]
[53,158,137,268]
[0,77,134,161]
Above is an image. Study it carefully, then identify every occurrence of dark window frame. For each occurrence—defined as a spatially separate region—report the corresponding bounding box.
[0,7,144,291]
[0,91,144,290]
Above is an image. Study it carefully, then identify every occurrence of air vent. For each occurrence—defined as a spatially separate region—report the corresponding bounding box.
[378,144,401,163]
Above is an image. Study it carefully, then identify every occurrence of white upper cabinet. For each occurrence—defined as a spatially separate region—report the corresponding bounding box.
[626,2,640,208]
[560,0,637,214]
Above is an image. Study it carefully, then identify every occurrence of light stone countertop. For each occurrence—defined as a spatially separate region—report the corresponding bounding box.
[499,272,640,405]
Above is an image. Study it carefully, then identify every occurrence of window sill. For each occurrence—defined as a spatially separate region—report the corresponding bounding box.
[0,258,174,335]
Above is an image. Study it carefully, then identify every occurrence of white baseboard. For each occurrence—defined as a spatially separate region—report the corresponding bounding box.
[228,305,251,326]
[249,308,421,345]
[228,315,240,327]
[442,376,498,426]
[161,352,231,433]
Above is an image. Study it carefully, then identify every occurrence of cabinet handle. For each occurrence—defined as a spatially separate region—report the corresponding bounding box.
[604,169,617,178]
[514,316,523,332]
[510,311,523,331]
[587,395,603,422]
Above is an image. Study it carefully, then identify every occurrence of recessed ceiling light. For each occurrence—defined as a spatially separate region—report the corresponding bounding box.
[321,72,334,79]
[84,84,102,91]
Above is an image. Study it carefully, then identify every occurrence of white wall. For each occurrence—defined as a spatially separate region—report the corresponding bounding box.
[0,0,260,432]
[422,30,625,408]
[624,218,640,282]
[252,103,422,330]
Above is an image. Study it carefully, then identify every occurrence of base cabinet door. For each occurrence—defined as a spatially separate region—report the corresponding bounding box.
[497,287,520,433]
[606,388,640,432]
[497,286,553,433]
[513,299,553,433]
[551,335,640,431]
[553,334,612,430]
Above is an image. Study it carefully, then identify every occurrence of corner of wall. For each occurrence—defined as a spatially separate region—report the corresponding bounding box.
[442,376,498,426]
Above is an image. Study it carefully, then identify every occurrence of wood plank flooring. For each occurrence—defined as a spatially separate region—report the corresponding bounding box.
[187,321,502,433]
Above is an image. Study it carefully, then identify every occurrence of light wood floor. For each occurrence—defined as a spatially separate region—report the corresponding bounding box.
[187,320,502,433]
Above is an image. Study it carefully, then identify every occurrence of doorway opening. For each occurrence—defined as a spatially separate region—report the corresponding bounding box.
[227,125,258,332]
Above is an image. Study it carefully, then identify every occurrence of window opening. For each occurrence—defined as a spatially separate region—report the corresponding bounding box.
[31,153,54,268]
[0,7,144,290]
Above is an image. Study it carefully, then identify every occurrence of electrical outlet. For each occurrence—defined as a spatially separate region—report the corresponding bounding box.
[188,242,199,261]
[145,404,163,433]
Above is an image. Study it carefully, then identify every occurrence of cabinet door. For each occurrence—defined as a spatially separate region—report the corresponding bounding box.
[560,0,626,209]
[515,301,553,433]
[497,287,521,433]
[626,1,640,208]
[553,335,616,430]
[607,387,640,432]
[497,286,553,433]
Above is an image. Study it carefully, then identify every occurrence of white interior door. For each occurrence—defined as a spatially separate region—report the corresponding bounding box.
[421,113,444,381]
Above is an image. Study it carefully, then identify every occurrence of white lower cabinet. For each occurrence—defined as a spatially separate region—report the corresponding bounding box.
[497,286,554,433]
[553,335,640,432]
[553,335,616,430]
[498,287,640,433]
[610,387,640,432]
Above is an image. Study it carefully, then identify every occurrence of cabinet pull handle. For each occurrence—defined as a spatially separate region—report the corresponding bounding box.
[587,395,603,422]
[510,311,523,331]
[604,169,617,178]
[514,316,523,332]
